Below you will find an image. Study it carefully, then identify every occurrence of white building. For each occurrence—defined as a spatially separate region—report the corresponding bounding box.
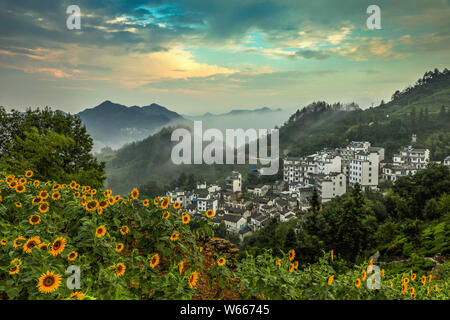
[247,184,270,197]
[444,156,450,168]
[226,171,242,193]
[222,215,247,233]
[393,146,430,169]
[349,150,379,190]
[166,189,188,207]
[382,164,417,182]
[195,191,218,212]
[317,172,346,203]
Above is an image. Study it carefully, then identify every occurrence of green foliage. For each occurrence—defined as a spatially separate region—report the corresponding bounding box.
[0,107,105,188]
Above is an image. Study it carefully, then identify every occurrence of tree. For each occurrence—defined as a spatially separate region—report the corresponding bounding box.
[309,188,321,214]
[284,228,297,251]
[0,107,105,187]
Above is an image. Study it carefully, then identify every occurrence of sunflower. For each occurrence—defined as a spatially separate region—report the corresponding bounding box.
[104,189,112,198]
[434,284,439,293]
[160,197,170,209]
[179,261,185,274]
[411,272,417,281]
[162,211,170,219]
[49,237,67,256]
[52,184,60,191]
[115,263,126,276]
[173,201,181,209]
[39,190,49,199]
[11,258,22,266]
[96,226,106,238]
[24,236,41,253]
[409,287,415,297]
[74,184,80,190]
[38,202,49,213]
[99,199,108,208]
[328,275,334,285]
[115,243,124,252]
[29,214,41,225]
[170,232,179,241]
[69,292,84,299]
[0,238,6,246]
[150,253,160,268]
[25,170,33,178]
[188,271,199,288]
[403,277,410,284]
[15,202,22,208]
[361,270,367,281]
[67,251,78,261]
[289,263,295,273]
[288,249,295,261]
[182,214,191,224]
[15,184,26,193]
[108,197,115,205]
[143,199,150,207]
[217,257,226,266]
[153,198,159,205]
[39,243,48,250]
[421,275,427,286]
[85,200,99,211]
[401,283,407,294]
[205,209,215,218]
[13,236,26,248]
[120,225,129,235]
[32,196,43,204]
[381,269,385,277]
[0,195,2,203]
[294,261,299,269]
[429,274,432,282]
[275,259,281,268]
[330,250,334,261]
[389,282,393,287]
[9,181,18,189]
[9,265,20,275]
[33,180,40,187]
[37,270,62,294]
[18,177,27,185]
[130,188,139,200]
[355,278,361,288]
[51,192,61,200]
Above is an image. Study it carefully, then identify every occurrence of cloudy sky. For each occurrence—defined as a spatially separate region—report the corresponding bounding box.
[0,0,449,114]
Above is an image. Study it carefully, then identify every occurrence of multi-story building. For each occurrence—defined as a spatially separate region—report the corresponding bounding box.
[349,150,380,190]
[317,172,346,203]
[393,146,430,169]
[226,171,242,193]
[166,189,189,208]
[195,191,218,212]
[382,164,417,182]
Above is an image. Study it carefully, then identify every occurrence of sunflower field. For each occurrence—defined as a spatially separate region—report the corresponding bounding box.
[0,171,448,300]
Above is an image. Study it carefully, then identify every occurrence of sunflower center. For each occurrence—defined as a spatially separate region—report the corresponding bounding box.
[44,276,55,287]
[53,241,61,250]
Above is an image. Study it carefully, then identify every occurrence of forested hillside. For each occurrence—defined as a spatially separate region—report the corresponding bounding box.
[100,68,450,193]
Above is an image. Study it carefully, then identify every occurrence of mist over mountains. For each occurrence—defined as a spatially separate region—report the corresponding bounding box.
[77,100,185,151]
[78,101,289,151]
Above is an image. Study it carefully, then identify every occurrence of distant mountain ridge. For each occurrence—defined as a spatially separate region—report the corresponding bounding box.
[185,106,282,118]
[77,100,185,151]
